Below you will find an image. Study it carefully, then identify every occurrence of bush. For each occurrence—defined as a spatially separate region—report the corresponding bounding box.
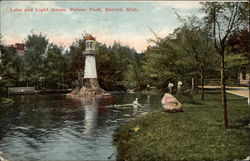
[175,89,195,104]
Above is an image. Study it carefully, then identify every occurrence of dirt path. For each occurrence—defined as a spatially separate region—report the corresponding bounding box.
[199,86,249,98]
[226,90,249,98]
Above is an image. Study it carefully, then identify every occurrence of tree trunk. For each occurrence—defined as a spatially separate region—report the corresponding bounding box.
[43,77,45,91]
[192,77,195,92]
[195,75,199,93]
[201,65,204,101]
[220,53,228,128]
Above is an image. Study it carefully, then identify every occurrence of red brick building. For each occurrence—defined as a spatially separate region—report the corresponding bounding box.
[14,43,25,56]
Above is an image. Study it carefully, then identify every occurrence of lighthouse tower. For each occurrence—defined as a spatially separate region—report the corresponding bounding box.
[68,34,108,96]
[84,34,97,78]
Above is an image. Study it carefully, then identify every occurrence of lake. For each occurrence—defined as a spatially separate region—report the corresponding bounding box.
[0,93,162,161]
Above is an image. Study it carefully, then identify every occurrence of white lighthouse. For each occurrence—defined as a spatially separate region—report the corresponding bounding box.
[68,34,108,96]
[84,34,97,78]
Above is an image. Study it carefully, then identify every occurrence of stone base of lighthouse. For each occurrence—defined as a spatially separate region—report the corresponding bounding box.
[69,78,108,97]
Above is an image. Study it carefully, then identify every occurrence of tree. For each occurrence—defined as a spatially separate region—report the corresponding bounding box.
[96,42,138,90]
[0,45,22,87]
[142,36,183,91]
[45,44,67,89]
[201,2,249,128]
[174,15,218,100]
[96,44,117,90]
[129,50,145,90]
[64,37,85,88]
[0,35,24,94]
[23,32,49,89]
[226,28,249,79]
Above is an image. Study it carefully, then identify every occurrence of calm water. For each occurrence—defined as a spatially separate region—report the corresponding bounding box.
[0,93,162,161]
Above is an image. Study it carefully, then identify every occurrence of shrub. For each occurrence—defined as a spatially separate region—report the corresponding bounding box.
[175,89,195,104]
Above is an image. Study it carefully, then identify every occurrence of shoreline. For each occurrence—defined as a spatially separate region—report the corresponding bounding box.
[113,91,250,161]
[0,97,14,107]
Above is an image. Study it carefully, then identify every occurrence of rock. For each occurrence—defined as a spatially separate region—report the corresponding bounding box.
[68,78,108,97]
[161,93,182,112]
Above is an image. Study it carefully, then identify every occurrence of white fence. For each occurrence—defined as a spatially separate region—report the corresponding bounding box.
[8,87,36,94]
[198,79,240,86]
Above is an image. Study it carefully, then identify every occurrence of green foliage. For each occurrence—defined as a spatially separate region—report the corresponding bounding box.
[175,89,195,104]
[201,2,249,128]
[64,38,85,88]
[201,2,249,32]
[225,53,248,79]
[0,33,68,91]
[129,50,146,90]
[142,38,181,90]
[0,34,144,91]
[226,28,249,79]
[227,28,249,54]
[45,44,67,89]
[174,16,218,73]
[22,32,69,90]
[23,32,49,89]
[96,42,144,91]
[114,91,249,161]
[63,39,143,91]
[142,20,219,92]
[0,44,23,89]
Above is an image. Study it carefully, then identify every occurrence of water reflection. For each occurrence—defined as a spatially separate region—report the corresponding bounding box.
[0,93,162,160]
[74,96,114,136]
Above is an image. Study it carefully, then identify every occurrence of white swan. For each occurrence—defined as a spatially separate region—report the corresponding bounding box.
[133,98,142,109]
[133,98,138,105]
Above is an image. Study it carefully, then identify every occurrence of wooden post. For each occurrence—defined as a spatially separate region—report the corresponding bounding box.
[195,76,199,93]
[192,78,195,91]
[201,64,204,101]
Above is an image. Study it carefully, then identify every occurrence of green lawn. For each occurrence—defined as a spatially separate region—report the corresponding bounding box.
[113,91,250,161]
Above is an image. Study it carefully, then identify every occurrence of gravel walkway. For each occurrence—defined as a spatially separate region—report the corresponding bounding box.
[199,86,249,98]
[226,89,249,98]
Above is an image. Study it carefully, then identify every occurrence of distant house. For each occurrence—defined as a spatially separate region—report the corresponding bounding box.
[14,43,25,56]
[239,70,250,86]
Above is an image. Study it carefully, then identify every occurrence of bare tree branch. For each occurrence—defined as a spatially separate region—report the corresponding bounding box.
[216,20,222,47]
[213,5,221,54]
[222,3,239,46]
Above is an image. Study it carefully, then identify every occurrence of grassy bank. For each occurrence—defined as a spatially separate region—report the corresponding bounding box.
[113,91,250,161]
[0,97,13,106]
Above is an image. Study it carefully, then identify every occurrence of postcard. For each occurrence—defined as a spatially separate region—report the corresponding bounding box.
[0,1,249,161]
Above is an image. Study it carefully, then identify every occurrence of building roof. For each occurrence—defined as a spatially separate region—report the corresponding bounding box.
[86,34,95,41]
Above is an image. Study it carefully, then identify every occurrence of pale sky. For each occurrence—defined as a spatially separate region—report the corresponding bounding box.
[0,1,204,52]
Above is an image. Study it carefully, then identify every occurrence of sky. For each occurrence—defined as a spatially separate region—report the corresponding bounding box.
[0,1,205,52]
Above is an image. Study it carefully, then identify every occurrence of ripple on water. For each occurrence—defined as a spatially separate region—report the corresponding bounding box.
[0,93,161,160]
